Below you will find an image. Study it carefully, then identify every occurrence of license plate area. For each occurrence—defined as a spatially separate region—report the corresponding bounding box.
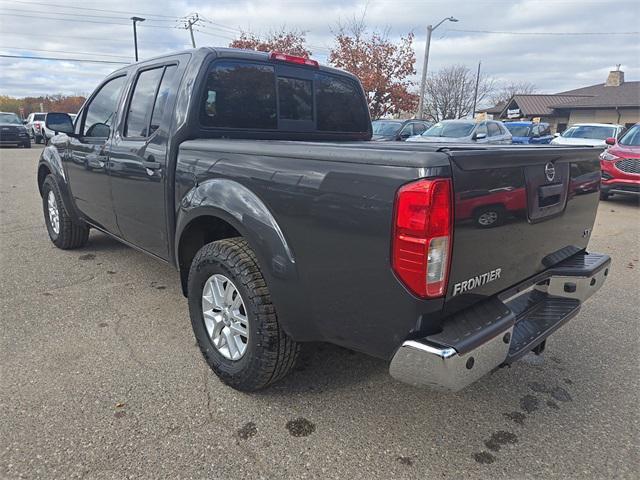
[525,163,569,222]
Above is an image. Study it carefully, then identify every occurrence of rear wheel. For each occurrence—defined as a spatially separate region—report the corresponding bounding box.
[35,135,42,144]
[41,175,89,249]
[188,237,300,391]
[23,140,31,148]
[599,191,610,201]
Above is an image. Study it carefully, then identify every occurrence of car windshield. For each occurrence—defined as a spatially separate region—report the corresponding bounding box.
[34,113,45,121]
[618,125,640,146]
[562,125,616,140]
[505,124,531,137]
[0,113,22,124]
[422,121,475,138]
[372,121,402,136]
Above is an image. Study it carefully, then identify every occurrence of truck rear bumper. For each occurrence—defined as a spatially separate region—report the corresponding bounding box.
[389,252,611,392]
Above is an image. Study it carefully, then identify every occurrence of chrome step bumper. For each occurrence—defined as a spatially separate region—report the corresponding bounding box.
[389,252,611,392]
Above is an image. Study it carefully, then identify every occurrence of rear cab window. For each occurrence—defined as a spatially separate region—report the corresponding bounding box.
[200,58,369,136]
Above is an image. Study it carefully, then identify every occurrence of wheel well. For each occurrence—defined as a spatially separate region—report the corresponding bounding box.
[37,164,51,196]
[178,216,241,296]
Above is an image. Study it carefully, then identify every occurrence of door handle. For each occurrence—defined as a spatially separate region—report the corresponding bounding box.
[141,160,161,169]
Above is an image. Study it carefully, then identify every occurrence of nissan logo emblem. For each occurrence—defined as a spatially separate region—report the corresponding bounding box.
[545,162,556,182]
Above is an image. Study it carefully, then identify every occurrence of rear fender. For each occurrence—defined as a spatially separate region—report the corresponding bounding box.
[175,178,304,337]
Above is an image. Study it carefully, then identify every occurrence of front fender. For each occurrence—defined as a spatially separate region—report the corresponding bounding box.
[175,178,307,338]
[38,141,81,222]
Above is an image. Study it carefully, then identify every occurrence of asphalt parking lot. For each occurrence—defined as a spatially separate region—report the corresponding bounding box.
[1,145,638,479]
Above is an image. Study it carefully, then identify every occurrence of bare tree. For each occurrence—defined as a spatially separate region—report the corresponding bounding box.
[490,80,537,105]
[422,65,495,121]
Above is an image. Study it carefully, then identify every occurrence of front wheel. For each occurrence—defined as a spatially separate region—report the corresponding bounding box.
[41,175,89,249]
[188,237,300,391]
[599,191,610,201]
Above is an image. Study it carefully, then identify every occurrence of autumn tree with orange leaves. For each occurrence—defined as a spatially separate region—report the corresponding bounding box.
[329,18,418,119]
[229,28,312,58]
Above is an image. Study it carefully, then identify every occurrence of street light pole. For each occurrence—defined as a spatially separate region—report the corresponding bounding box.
[416,16,458,119]
[130,16,145,62]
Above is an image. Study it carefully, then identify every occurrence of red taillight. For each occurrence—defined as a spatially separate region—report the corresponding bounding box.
[269,51,319,68]
[392,178,453,298]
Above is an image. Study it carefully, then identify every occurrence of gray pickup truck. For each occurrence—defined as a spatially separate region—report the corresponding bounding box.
[38,47,609,392]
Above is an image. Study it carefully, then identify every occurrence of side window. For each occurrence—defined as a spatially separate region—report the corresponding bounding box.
[278,77,313,121]
[476,122,488,137]
[83,76,126,138]
[201,61,276,129]
[124,67,164,137]
[413,123,427,135]
[149,65,178,135]
[541,125,551,136]
[399,124,413,136]
[315,73,368,132]
[531,125,540,136]
[488,122,501,137]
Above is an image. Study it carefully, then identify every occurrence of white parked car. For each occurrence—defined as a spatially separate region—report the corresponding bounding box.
[550,123,625,147]
[42,113,77,144]
[25,112,47,144]
[406,119,512,144]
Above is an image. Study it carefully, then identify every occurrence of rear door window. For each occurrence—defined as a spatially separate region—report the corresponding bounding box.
[202,61,277,129]
[149,65,178,135]
[125,67,164,137]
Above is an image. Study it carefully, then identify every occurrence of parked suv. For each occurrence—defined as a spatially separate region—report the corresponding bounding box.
[371,119,431,141]
[407,119,512,144]
[0,112,31,148]
[505,121,553,144]
[26,112,47,144]
[599,123,640,200]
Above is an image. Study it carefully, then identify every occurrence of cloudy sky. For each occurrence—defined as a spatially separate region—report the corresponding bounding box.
[1,0,639,102]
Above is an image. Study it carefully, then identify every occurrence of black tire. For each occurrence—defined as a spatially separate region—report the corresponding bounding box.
[35,135,42,144]
[188,237,300,391]
[41,175,89,249]
[473,205,505,228]
[23,140,31,148]
[599,191,610,201]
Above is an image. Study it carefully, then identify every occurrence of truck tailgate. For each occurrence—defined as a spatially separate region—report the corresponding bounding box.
[443,146,601,312]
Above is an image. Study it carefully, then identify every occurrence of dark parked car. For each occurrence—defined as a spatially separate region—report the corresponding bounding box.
[505,121,553,144]
[38,47,609,393]
[0,112,31,148]
[371,119,431,141]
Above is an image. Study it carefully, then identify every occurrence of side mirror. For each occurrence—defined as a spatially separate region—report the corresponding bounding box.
[45,112,75,136]
[605,137,616,146]
[22,119,28,125]
[473,132,487,141]
[399,132,411,140]
[554,132,561,137]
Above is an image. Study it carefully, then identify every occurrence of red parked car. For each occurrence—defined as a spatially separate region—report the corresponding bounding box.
[600,123,640,200]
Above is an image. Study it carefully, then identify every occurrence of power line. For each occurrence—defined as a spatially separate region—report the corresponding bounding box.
[0,46,133,59]
[0,12,179,28]
[448,28,640,36]
[0,53,129,64]
[0,29,185,46]
[0,0,182,19]
[0,6,180,22]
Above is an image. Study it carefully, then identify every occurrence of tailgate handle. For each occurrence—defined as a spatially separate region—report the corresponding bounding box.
[538,183,563,207]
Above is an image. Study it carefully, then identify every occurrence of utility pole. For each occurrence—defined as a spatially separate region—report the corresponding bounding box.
[183,13,200,48]
[416,16,459,119]
[472,61,481,119]
[130,16,145,62]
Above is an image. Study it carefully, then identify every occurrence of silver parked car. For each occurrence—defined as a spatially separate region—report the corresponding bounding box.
[406,119,512,144]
